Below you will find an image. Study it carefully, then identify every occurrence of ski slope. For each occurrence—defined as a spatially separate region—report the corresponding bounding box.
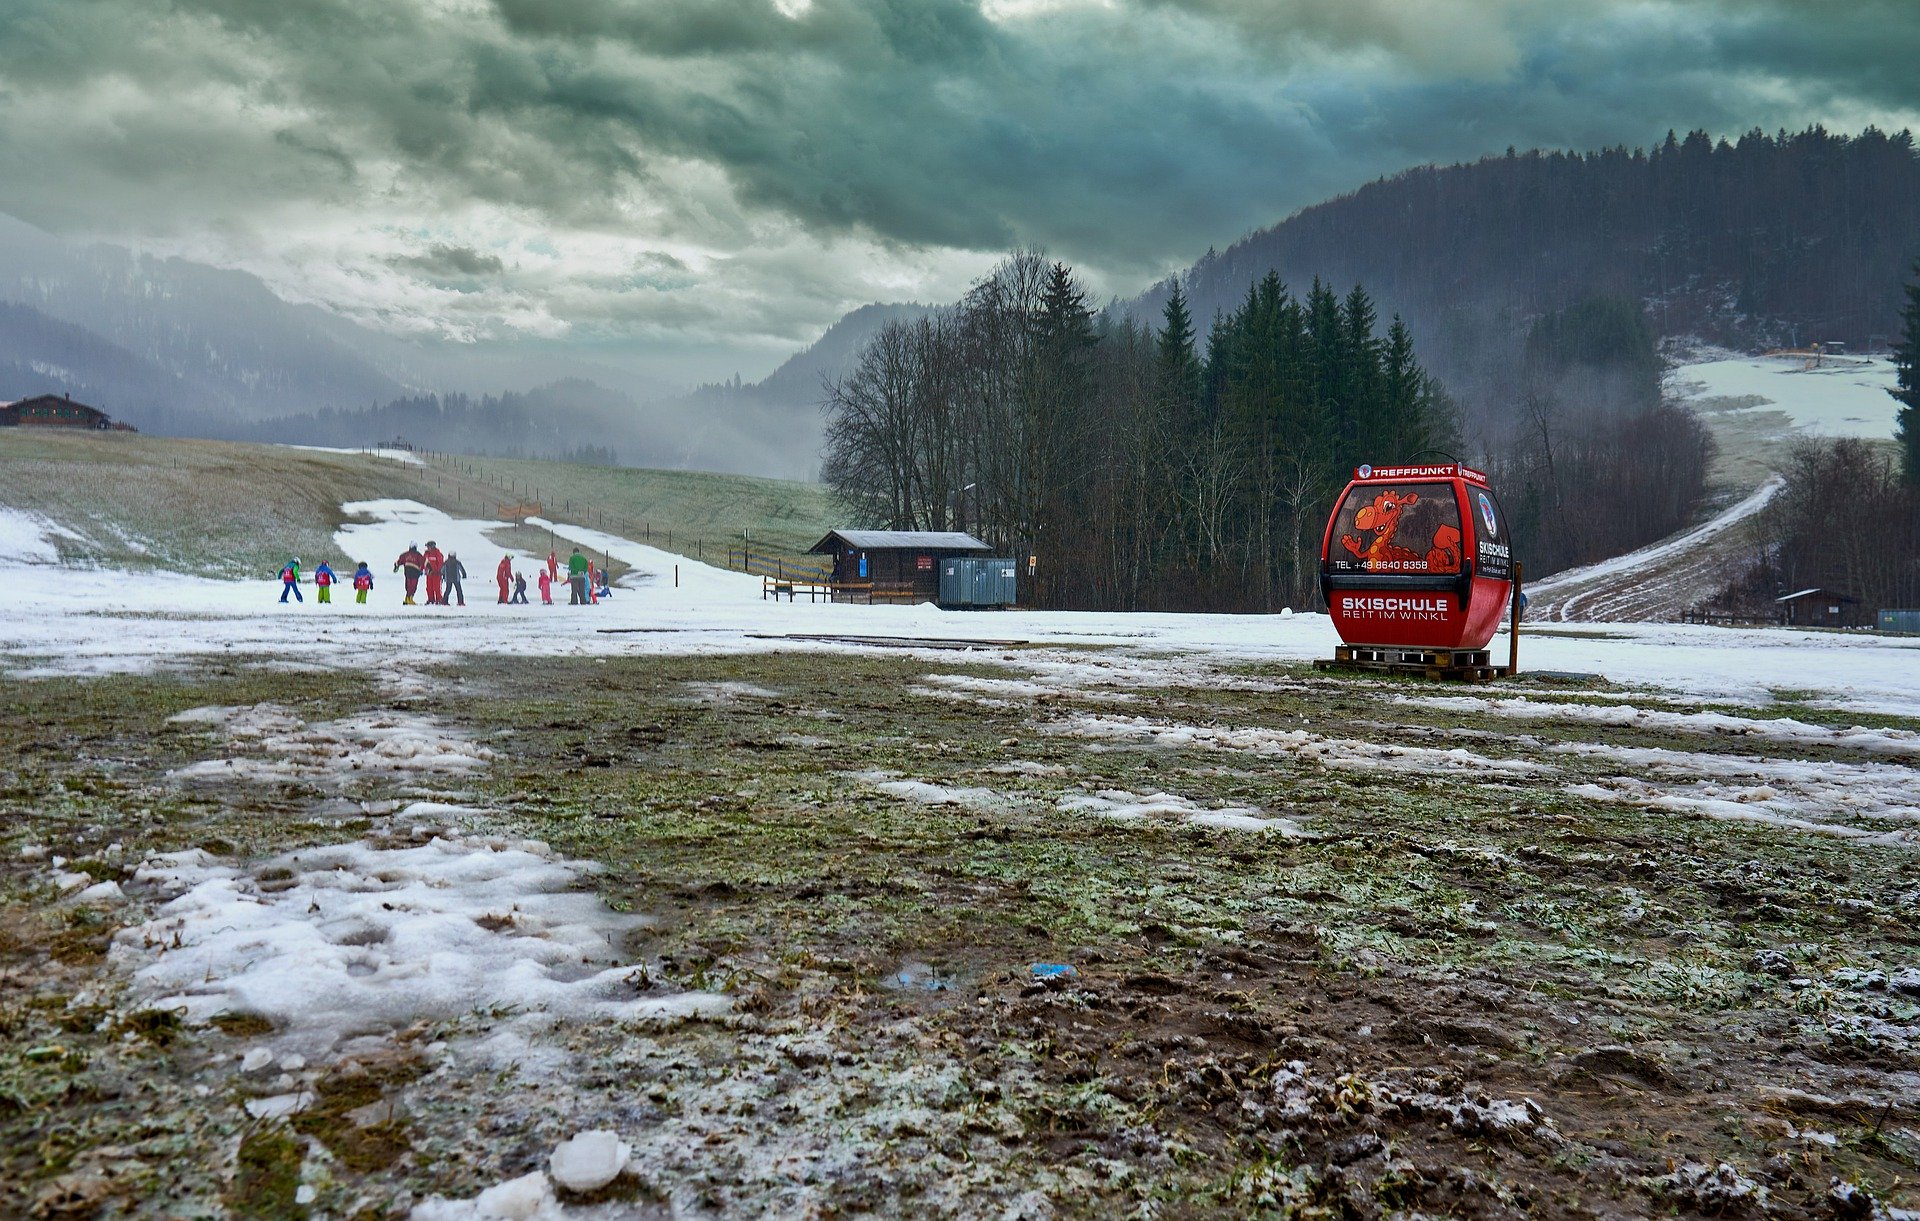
[1672,351,1901,440]
[1528,350,1900,623]
[1526,477,1780,622]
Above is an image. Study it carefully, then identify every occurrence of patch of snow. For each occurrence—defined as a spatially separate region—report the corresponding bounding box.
[284,444,424,467]
[111,834,728,1059]
[1526,477,1780,614]
[412,1171,560,1221]
[0,507,86,565]
[1404,694,1920,759]
[1058,789,1312,835]
[165,703,495,786]
[1056,714,1548,778]
[548,1130,630,1193]
[1566,781,1909,844]
[856,771,1019,812]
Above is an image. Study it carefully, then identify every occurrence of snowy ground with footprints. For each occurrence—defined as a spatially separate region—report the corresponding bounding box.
[4,462,1920,1217]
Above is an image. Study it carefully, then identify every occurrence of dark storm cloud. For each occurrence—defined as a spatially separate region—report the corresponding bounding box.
[391,244,507,278]
[0,0,1913,352]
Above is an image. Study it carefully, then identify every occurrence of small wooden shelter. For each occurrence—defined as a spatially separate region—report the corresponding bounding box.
[808,530,991,603]
[1775,587,1867,628]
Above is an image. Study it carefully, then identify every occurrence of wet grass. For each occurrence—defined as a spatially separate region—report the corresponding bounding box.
[2,652,1917,1216]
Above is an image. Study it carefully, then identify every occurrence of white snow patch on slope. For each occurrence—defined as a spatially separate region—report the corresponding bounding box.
[0,506,86,564]
[1055,714,1548,778]
[335,498,537,580]
[1401,694,1920,759]
[285,444,424,467]
[114,835,727,1059]
[1059,789,1313,835]
[1672,354,1901,440]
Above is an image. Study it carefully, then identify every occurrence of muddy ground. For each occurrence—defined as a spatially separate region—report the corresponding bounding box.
[2,650,1917,1218]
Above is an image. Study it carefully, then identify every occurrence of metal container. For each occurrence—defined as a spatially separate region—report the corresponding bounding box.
[939,558,1017,608]
[1878,609,1920,634]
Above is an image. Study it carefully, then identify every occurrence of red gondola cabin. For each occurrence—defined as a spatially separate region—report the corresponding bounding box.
[1319,463,1513,650]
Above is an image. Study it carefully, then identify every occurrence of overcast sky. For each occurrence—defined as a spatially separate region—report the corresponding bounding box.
[3,0,1917,386]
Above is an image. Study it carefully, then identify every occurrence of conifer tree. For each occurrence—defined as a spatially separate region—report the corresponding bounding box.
[1156,280,1201,435]
[1893,261,1920,486]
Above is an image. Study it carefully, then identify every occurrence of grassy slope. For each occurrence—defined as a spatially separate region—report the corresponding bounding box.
[0,432,837,579]
[428,452,841,559]
[0,432,438,579]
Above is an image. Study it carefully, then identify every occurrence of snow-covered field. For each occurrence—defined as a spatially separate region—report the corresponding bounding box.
[3,498,1918,718]
[1672,351,1901,441]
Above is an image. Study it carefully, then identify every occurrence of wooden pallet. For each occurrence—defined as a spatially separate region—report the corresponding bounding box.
[1313,644,1505,682]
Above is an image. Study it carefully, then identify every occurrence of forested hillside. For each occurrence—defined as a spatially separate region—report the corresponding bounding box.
[1136,127,1920,439]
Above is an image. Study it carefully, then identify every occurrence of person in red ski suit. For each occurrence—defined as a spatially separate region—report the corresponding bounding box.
[547,550,559,585]
[423,541,445,606]
[394,544,424,605]
[537,567,552,605]
[587,561,599,604]
[496,555,512,604]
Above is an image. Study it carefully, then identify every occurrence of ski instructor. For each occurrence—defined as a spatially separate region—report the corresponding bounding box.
[394,543,425,606]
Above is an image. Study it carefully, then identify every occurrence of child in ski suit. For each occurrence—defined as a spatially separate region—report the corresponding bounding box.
[313,561,335,604]
[279,558,303,603]
[445,553,467,606]
[353,562,373,604]
[511,572,529,604]
[537,567,552,605]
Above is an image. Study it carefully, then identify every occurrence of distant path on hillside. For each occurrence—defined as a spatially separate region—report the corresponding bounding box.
[1525,477,1781,623]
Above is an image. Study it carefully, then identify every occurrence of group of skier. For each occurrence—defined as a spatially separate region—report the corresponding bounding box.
[277,544,610,607]
[277,558,373,604]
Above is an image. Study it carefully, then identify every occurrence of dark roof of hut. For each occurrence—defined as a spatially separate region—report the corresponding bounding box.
[808,530,991,554]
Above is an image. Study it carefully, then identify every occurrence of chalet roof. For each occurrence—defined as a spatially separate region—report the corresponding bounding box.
[808,530,991,554]
[13,393,104,413]
[1776,588,1857,603]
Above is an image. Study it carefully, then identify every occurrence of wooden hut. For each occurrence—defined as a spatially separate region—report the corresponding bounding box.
[808,530,991,603]
[1775,587,1867,628]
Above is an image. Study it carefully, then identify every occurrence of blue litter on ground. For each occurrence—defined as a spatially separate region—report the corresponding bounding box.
[1029,963,1077,980]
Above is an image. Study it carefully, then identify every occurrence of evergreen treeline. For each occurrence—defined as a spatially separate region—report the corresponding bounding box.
[823,251,1451,611]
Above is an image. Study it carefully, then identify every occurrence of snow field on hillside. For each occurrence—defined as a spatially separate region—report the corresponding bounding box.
[1672,353,1901,440]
